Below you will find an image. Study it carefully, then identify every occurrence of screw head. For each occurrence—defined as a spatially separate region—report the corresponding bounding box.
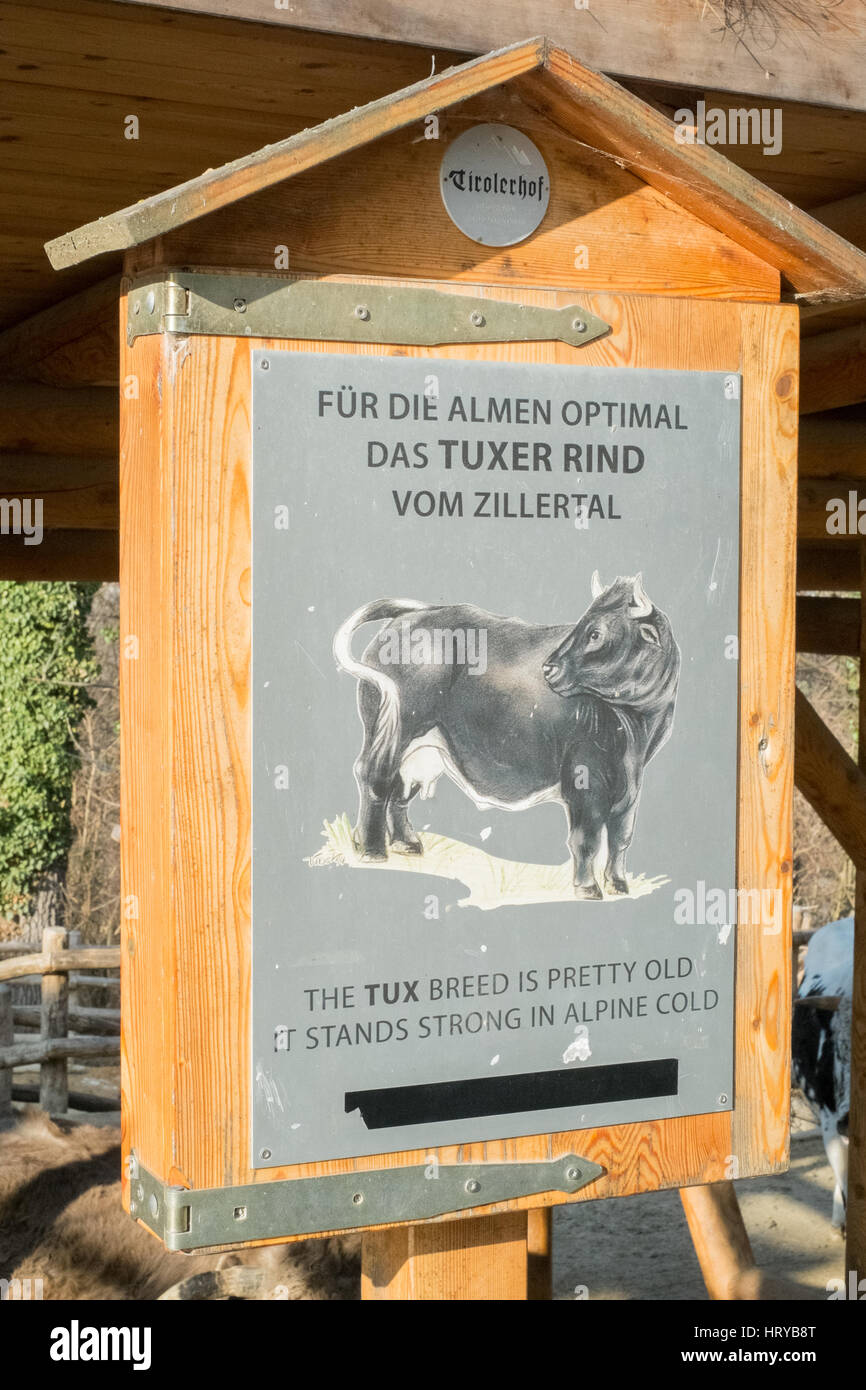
[260,360,269,371]
[465,1178,481,1194]
[133,300,141,316]
[354,305,370,321]
[718,1094,729,1106]
[145,290,156,314]
[572,318,587,333]
[565,1166,580,1182]
[233,297,247,313]
[469,311,485,328]
[148,1194,159,1218]
[260,1148,272,1160]
[233,1206,248,1221]
[352,1192,364,1206]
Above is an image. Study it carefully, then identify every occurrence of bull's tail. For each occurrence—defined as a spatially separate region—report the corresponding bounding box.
[333,599,428,765]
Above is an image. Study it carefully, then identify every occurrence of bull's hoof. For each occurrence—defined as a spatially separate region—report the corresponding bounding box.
[390,839,423,856]
[359,847,388,863]
[604,876,630,897]
[573,882,603,901]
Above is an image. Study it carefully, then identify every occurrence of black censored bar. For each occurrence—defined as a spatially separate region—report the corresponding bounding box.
[345,1058,678,1129]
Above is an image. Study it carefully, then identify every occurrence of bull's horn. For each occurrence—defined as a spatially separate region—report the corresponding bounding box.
[591,570,604,599]
[629,573,652,618]
[792,994,841,1013]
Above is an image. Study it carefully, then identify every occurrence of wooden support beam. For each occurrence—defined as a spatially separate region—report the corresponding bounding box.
[526,1207,553,1301]
[0,384,117,455]
[798,413,866,479]
[680,1182,755,1300]
[794,685,866,870]
[848,545,866,1288]
[361,1213,529,1300]
[798,190,866,336]
[800,324,866,415]
[680,1183,813,1300]
[796,596,860,654]
[0,278,118,386]
[798,478,866,542]
[0,454,117,530]
[813,191,866,255]
[0,530,118,582]
[797,546,861,592]
[118,0,866,112]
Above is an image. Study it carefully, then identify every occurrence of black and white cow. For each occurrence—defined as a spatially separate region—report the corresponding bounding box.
[792,917,853,1231]
[333,574,680,898]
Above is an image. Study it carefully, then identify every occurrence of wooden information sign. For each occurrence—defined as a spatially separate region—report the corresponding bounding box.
[46,35,866,1296]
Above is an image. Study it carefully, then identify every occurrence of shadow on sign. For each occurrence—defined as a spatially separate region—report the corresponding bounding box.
[308,814,668,912]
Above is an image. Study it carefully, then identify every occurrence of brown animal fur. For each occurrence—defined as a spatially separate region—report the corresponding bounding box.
[0,1111,359,1300]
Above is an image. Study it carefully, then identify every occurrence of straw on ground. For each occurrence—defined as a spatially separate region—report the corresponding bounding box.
[307,813,668,912]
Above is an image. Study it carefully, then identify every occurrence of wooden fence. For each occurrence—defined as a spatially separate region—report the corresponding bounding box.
[0,928,120,1119]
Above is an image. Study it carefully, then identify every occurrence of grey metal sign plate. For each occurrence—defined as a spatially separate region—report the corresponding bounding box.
[251,352,740,1169]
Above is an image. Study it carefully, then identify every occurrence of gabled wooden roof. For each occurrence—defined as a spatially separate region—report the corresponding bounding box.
[46,36,866,303]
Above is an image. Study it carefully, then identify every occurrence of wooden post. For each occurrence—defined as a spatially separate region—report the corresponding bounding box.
[526,1206,553,1301]
[0,984,12,1122]
[361,1212,529,1301]
[39,926,68,1114]
[67,929,82,1014]
[847,546,866,1285]
[680,1182,814,1300]
[680,1182,754,1300]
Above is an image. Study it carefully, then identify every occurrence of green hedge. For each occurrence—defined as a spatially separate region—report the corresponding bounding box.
[0,582,97,917]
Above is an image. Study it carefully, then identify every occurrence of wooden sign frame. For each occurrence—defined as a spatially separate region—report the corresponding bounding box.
[119,268,797,1250]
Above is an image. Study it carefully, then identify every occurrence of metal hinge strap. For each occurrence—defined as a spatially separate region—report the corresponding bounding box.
[127,1152,604,1252]
[126,272,611,350]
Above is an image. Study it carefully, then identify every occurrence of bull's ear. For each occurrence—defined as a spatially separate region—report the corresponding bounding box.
[591,570,604,599]
[639,622,660,646]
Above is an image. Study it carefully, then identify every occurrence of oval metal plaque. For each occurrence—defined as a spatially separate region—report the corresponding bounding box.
[440,123,550,247]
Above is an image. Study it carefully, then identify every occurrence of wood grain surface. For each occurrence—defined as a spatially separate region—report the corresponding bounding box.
[119,0,866,112]
[156,88,779,304]
[51,38,865,302]
[361,1213,529,1300]
[120,275,795,1245]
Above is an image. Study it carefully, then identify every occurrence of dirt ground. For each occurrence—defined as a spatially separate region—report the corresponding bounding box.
[12,1061,844,1302]
[553,1131,843,1301]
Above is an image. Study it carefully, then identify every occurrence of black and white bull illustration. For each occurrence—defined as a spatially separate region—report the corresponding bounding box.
[333,574,680,899]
